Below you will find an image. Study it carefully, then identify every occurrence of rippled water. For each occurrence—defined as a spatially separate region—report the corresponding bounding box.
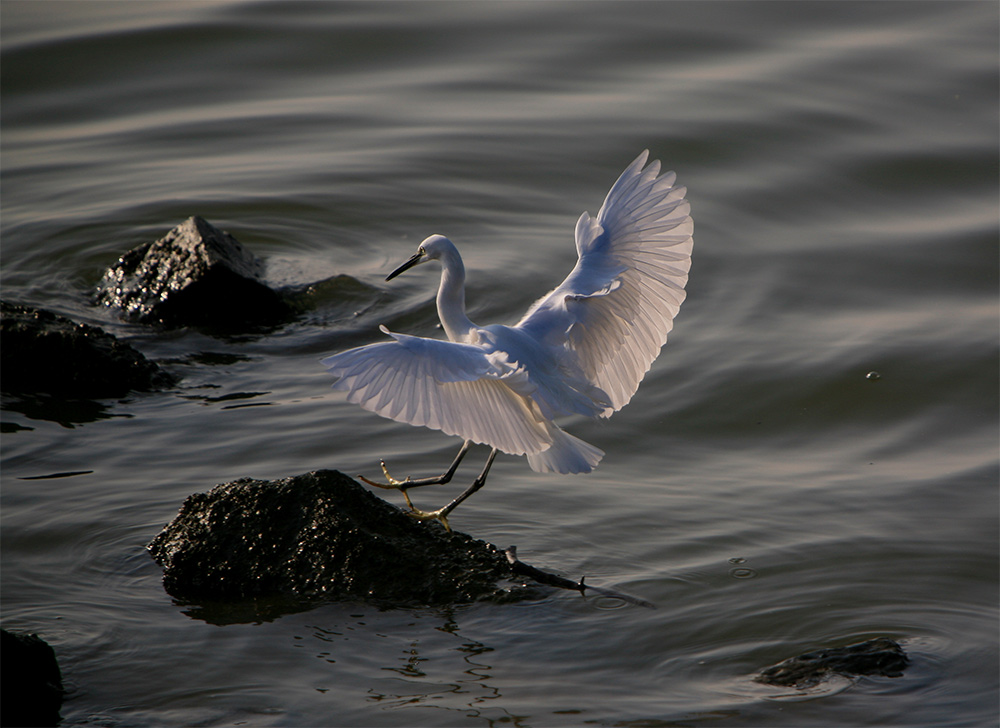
[2,2,997,726]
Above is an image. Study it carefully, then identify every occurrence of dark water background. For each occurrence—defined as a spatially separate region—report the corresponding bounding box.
[2,2,997,726]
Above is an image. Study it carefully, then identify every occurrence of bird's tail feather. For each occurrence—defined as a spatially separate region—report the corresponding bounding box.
[526,426,604,474]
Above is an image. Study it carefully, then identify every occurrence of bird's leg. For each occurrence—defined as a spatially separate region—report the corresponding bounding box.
[407,448,498,531]
[358,440,472,509]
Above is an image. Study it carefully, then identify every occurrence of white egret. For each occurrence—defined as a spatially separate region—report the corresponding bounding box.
[322,151,693,529]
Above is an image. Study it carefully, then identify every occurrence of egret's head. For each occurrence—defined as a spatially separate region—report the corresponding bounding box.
[386,235,453,281]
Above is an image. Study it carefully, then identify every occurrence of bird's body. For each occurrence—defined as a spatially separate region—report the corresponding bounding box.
[322,151,693,526]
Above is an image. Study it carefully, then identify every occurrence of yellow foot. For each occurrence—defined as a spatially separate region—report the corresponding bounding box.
[358,460,418,509]
[357,460,454,528]
[406,507,451,532]
[358,458,408,487]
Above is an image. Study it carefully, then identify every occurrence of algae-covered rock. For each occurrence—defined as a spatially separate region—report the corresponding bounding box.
[0,628,64,727]
[0,301,173,398]
[95,216,292,330]
[147,470,521,607]
[756,637,909,688]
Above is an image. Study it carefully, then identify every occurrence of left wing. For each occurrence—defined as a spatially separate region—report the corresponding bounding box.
[321,327,553,456]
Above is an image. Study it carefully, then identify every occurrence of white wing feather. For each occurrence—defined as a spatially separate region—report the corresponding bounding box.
[516,150,693,416]
[322,326,552,456]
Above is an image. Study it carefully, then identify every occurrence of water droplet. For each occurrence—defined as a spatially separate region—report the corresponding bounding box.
[729,557,746,564]
[730,567,758,579]
[866,371,881,381]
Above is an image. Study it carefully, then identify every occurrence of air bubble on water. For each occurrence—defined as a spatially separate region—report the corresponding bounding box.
[593,596,628,610]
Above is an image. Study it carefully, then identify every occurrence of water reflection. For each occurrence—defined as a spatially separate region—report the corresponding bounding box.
[1,391,126,427]
[180,595,320,625]
[302,609,523,724]
[178,390,273,407]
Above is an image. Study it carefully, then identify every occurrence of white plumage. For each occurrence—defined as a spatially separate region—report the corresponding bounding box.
[322,150,693,478]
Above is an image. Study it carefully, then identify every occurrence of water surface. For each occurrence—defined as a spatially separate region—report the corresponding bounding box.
[2,2,997,726]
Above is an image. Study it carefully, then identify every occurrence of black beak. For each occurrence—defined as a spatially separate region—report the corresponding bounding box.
[386,250,424,281]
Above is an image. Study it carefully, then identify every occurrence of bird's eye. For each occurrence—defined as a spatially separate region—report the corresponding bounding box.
[418,247,425,254]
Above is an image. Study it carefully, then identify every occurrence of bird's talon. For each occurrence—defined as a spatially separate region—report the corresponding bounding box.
[358,461,415,489]
[377,460,411,487]
[406,508,451,532]
[358,474,394,489]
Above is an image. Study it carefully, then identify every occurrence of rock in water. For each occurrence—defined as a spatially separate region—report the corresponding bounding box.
[147,470,521,607]
[95,216,292,330]
[0,301,173,398]
[0,629,64,727]
[756,637,909,688]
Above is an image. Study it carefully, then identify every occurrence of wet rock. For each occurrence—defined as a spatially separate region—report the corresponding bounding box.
[147,470,522,607]
[0,629,64,727]
[95,216,292,330]
[0,301,174,398]
[756,637,909,688]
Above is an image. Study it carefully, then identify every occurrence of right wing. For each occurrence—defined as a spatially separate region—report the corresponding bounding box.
[516,151,693,416]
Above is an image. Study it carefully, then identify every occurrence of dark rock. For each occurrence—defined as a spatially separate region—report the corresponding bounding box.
[147,470,523,608]
[1,301,174,398]
[756,637,909,688]
[95,216,292,330]
[0,629,63,727]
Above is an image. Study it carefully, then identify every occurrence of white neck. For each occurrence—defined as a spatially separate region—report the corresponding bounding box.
[436,247,475,342]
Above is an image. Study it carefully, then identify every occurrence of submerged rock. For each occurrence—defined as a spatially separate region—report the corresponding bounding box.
[95,216,292,330]
[756,637,909,688]
[0,629,64,727]
[147,470,522,607]
[0,301,173,398]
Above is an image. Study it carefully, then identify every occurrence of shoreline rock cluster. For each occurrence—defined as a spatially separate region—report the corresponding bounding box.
[3,216,295,403]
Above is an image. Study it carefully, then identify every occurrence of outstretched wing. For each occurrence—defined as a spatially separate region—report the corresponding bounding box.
[516,150,693,416]
[321,326,551,455]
